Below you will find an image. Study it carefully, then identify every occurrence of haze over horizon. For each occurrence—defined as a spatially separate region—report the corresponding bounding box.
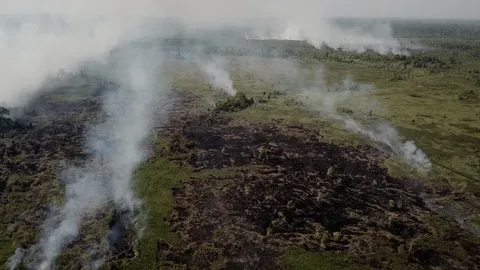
[0,0,479,21]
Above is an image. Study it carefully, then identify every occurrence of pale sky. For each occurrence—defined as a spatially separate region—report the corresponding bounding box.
[0,0,479,20]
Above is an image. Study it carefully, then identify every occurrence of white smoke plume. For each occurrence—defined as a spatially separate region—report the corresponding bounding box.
[298,67,431,172]
[344,120,432,172]
[200,57,237,96]
[0,7,168,268]
[7,29,168,270]
[0,1,421,108]
[3,0,473,106]
[245,19,410,55]
[6,248,25,270]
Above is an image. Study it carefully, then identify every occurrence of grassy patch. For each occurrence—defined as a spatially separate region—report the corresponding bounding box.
[0,173,58,266]
[121,150,244,269]
[120,157,191,269]
[470,215,480,226]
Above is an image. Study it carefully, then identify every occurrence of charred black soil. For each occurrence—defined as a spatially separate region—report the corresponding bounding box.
[2,92,480,270]
[0,97,100,264]
[0,96,139,268]
[155,99,480,270]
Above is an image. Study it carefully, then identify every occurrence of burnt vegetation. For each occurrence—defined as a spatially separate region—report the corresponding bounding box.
[154,107,480,269]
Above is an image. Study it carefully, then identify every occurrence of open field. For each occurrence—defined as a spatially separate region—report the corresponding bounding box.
[1,19,480,269]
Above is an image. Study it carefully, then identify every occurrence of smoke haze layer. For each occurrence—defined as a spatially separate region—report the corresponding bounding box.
[2,0,478,106]
[244,19,410,55]
[0,14,137,106]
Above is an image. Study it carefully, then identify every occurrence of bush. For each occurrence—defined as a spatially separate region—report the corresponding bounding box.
[0,106,9,116]
[0,117,14,129]
[337,107,353,114]
[458,89,479,101]
[214,92,254,112]
[390,73,406,81]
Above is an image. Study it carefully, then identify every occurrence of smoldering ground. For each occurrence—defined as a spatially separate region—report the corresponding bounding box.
[7,37,172,270]
[293,66,432,172]
[2,0,472,268]
[197,56,237,97]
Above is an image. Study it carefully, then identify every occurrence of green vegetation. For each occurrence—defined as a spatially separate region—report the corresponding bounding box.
[470,215,480,226]
[120,140,243,269]
[458,89,479,101]
[123,157,188,269]
[214,92,255,112]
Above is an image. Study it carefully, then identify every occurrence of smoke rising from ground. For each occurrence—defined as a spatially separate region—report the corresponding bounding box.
[297,67,431,172]
[199,57,237,96]
[8,39,167,270]
[344,120,432,172]
[245,19,410,55]
[3,0,466,108]
[6,248,25,270]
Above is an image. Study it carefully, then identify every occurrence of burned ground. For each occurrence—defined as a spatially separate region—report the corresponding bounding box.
[2,92,479,270]
[157,107,480,270]
[0,96,143,269]
[0,100,93,265]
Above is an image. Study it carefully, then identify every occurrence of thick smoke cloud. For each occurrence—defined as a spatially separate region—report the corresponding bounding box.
[0,15,125,105]
[2,0,478,108]
[3,6,169,268]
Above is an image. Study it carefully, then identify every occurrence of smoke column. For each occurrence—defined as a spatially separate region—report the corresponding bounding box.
[8,37,167,270]
[298,68,431,172]
[344,120,432,172]
[201,58,237,96]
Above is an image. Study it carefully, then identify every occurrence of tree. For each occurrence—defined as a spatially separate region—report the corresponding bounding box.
[0,106,9,116]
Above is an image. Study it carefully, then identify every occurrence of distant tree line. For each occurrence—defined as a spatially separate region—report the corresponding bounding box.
[391,20,480,39]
